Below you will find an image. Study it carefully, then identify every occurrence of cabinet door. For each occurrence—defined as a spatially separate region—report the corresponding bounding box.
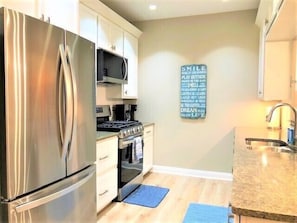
[143,125,154,175]
[109,22,124,55]
[0,0,37,17]
[97,15,123,55]
[96,136,118,174]
[37,0,79,34]
[257,22,266,99]
[106,32,139,99]
[97,15,110,51]
[123,32,138,98]
[261,41,291,101]
[79,3,97,45]
[96,136,118,212]
[96,168,117,212]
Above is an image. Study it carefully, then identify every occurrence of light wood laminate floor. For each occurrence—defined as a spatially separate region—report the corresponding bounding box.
[97,172,233,223]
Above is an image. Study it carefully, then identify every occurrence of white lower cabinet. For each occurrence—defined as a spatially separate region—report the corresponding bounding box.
[143,125,154,175]
[96,136,118,213]
[96,168,117,212]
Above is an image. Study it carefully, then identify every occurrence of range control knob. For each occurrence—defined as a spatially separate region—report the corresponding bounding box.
[122,130,127,137]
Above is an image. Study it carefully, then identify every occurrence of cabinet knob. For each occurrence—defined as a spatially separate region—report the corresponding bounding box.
[99,190,108,196]
[99,155,109,160]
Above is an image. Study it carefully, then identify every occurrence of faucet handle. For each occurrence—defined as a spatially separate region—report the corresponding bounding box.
[289,120,295,126]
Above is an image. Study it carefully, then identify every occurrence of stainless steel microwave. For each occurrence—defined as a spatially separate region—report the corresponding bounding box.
[97,48,128,84]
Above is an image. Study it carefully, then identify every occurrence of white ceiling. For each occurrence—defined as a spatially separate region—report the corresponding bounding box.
[99,0,260,22]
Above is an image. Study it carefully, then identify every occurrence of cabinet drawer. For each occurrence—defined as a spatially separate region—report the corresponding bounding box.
[96,137,118,174]
[144,125,154,138]
[96,168,118,212]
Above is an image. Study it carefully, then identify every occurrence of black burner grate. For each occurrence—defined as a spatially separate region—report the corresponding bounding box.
[97,121,140,132]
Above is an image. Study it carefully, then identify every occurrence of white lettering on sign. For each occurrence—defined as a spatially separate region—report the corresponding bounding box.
[180,64,207,119]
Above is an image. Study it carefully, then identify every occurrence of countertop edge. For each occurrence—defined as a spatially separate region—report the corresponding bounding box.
[232,207,297,222]
[142,122,154,127]
[96,131,119,141]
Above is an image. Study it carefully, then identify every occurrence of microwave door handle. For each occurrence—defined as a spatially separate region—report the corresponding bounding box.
[123,58,128,82]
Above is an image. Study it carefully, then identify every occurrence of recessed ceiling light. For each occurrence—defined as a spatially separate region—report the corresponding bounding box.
[149,4,157,10]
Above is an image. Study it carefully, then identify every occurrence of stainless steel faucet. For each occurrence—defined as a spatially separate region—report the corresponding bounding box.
[266,103,297,145]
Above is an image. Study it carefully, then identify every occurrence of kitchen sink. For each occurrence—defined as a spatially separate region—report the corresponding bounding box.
[245,138,297,153]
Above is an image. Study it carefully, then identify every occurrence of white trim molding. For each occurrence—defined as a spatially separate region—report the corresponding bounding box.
[151,165,233,181]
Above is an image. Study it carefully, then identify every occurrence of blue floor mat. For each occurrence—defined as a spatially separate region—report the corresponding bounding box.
[183,203,233,223]
[123,184,169,208]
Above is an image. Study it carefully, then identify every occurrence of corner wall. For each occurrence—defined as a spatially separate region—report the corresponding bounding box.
[134,10,275,173]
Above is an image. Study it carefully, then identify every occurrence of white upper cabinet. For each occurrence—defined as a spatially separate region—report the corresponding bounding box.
[123,32,138,98]
[97,15,124,56]
[255,0,283,32]
[1,0,79,34]
[0,0,37,18]
[267,0,297,41]
[107,32,139,99]
[256,0,293,101]
[37,0,79,34]
[79,3,97,44]
[259,41,291,101]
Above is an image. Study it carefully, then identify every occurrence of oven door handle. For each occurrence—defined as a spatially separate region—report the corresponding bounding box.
[120,135,143,148]
[122,139,135,146]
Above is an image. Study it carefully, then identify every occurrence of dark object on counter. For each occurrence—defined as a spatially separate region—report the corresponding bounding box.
[113,104,137,121]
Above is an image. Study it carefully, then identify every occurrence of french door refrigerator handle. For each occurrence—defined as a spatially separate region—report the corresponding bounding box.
[58,44,73,160]
[65,45,77,159]
[15,171,94,213]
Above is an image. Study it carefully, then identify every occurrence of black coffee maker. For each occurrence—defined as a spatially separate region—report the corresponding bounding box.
[113,104,137,121]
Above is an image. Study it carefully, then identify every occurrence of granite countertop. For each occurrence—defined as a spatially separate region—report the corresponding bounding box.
[231,127,297,222]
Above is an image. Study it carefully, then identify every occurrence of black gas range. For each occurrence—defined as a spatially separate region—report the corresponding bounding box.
[96,105,144,201]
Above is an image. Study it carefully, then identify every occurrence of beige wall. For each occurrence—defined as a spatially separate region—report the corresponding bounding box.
[134,10,275,173]
[96,85,123,106]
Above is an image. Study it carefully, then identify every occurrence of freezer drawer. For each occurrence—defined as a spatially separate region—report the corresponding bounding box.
[0,165,96,223]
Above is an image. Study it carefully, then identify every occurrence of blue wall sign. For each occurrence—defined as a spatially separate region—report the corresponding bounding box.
[180,64,207,119]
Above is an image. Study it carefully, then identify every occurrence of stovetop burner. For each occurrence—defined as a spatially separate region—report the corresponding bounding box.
[97,120,143,138]
[97,121,140,132]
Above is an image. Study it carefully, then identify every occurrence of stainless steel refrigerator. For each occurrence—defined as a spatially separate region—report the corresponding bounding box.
[0,8,96,223]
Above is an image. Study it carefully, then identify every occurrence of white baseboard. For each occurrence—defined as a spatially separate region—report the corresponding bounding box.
[151,165,233,181]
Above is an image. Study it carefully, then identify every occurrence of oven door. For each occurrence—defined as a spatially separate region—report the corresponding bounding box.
[118,135,143,188]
